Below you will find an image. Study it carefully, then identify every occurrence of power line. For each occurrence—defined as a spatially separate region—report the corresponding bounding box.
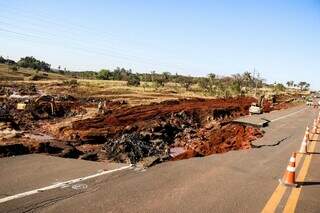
[0,2,207,73]
[0,28,185,71]
[0,15,188,71]
[0,2,180,57]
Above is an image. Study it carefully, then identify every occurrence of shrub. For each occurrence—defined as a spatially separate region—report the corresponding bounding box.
[127,74,140,86]
[97,69,111,80]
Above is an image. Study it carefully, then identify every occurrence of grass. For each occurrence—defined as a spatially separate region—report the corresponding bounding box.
[36,79,210,106]
[0,64,69,81]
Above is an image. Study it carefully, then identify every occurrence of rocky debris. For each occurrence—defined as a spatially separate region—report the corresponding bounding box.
[0,95,87,130]
[0,122,22,140]
[103,133,170,164]
[0,83,38,96]
[0,103,10,120]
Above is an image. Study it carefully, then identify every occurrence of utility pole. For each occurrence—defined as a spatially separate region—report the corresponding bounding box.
[253,67,260,97]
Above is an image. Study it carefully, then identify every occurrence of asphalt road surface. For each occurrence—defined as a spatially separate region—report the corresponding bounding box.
[0,105,319,212]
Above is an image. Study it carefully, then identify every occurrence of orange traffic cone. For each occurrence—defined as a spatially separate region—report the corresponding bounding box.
[299,127,309,154]
[279,152,297,187]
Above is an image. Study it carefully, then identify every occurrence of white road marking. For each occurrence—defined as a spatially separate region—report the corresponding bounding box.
[270,108,306,122]
[71,183,88,190]
[0,164,132,204]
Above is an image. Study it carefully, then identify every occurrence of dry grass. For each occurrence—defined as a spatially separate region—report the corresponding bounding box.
[34,79,211,106]
[0,64,69,81]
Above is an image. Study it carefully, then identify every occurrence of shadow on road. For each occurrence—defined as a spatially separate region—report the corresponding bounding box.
[297,181,320,187]
[307,152,320,155]
[309,139,320,142]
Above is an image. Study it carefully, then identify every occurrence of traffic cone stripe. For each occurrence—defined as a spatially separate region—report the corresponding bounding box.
[279,152,297,187]
[289,157,295,162]
[287,166,295,172]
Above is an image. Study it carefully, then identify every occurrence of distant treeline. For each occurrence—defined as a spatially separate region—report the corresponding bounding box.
[0,56,51,71]
[0,55,310,93]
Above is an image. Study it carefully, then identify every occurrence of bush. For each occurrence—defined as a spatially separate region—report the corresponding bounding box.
[127,74,140,86]
[97,69,111,80]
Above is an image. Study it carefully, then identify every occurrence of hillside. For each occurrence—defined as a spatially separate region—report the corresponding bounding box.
[0,64,70,81]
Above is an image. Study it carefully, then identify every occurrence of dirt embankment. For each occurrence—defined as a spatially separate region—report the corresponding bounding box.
[59,97,255,140]
[37,97,264,166]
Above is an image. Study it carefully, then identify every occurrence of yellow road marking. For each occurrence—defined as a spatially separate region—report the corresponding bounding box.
[262,132,318,213]
[261,155,302,213]
[283,137,317,212]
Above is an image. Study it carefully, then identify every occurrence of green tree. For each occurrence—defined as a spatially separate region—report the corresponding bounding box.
[17,56,50,71]
[162,72,171,82]
[286,81,294,87]
[298,81,309,91]
[97,69,111,80]
[127,74,140,86]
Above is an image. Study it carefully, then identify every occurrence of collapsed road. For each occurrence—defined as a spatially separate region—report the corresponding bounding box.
[0,83,299,167]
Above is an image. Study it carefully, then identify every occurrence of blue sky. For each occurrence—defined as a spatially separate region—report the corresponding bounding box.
[0,0,319,88]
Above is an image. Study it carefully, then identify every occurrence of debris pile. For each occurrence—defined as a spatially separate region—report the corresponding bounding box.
[103,133,170,164]
[0,83,38,96]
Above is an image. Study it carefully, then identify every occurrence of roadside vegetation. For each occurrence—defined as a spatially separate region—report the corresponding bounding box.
[0,55,311,101]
